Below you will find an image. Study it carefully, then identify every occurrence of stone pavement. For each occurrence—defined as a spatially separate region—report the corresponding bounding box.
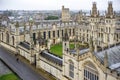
[0,46,47,80]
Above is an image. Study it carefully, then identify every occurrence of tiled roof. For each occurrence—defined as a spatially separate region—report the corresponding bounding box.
[40,50,62,66]
[95,44,120,74]
[19,42,30,50]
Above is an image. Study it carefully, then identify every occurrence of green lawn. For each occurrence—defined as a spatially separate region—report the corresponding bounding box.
[0,73,19,80]
[50,42,88,57]
[50,43,74,57]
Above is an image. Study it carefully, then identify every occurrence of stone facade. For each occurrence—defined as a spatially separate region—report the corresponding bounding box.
[0,1,120,80]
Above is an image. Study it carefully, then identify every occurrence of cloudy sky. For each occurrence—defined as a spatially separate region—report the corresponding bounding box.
[0,0,120,10]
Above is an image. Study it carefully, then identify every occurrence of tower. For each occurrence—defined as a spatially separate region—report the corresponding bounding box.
[15,21,20,54]
[61,6,70,22]
[62,29,69,77]
[23,22,26,41]
[106,1,114,18]
[91,2,99,17]
[29,17,35,64]
[62,29,69,54]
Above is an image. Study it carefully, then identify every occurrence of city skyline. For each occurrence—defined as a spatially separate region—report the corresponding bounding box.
[0,0,120,11]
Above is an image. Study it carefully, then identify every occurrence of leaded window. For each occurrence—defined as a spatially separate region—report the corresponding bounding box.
[84,63,99,80]
[69,60,74,78]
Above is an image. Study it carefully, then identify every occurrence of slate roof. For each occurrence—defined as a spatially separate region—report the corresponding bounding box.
[95,44,120,74]
[69,48,90,55]
[19,42,30,50]
[40,50,62,66]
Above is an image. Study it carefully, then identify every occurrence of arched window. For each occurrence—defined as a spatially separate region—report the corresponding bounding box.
[12,36,14,45]
[84,62,99,80]
[69,60,74,79]
[1,33,3,41]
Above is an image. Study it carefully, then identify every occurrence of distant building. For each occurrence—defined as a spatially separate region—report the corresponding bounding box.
[62,6,70,22]
[0,1,120,80]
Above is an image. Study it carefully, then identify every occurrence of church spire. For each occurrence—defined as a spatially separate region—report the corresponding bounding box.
[106,1,114,18]
[91,2,99,17]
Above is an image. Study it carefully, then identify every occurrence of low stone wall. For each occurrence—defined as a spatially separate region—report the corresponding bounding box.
[0,42,16,53]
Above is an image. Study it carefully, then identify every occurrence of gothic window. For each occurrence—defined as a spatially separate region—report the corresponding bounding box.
[62,30,64,37]
[48,31,51,39]
[69,60,74,79]
[53,31,55,38]
[33,33,36,40]
[12,36,14,45]
[57,30,59,37]
[1,33,3,41]
[84,62,99,80]
[43,31,46,39]
[73,29,75,36]
[69,29,71,36]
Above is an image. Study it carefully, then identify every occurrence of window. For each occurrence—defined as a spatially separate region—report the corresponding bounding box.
[69,60,74,78]
[48,31,51,39]
[62,30,64,37]
[1,33,3,41]
[57,30,59,38]
[84,62,99,80]
[73,29,75,36]
[69,29,71,36]
[43,32,46,39]
[12,36,14,45]
[53,31,55,37]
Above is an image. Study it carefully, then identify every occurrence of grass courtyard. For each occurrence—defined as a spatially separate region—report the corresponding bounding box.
[50,43,74,57]
[0,73,19,80]
[50,42,88,57]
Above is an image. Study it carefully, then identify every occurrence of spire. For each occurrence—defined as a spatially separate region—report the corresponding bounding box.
[89,36,94,52]
[63,29,69,41]
[106,1,114,18]
[104,51,108,68]
[91,2,98,17]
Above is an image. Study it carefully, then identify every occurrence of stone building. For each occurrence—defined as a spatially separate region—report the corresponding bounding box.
[62,6,70,22]
[0,1,120,80]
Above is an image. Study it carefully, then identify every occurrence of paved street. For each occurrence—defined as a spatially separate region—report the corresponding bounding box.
[0,46,47,80]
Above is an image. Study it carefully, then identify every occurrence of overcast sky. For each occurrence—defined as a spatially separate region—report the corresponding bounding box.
[0,0,120,11]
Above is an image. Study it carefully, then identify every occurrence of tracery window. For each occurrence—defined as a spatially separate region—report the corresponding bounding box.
[84,62,99,80]
[69,60,74,78]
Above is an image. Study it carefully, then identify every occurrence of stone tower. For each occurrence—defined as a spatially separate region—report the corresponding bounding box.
[15,21,20,54]
[29,17,35,64]
[106,1,114,18]
[62,29,69,54]
[91,2,99,17]
[61,6,70,22]
[62,29,69,77]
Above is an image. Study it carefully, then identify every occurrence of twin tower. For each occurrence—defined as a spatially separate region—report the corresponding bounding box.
[62,1,115,22]
[91,1,114,18]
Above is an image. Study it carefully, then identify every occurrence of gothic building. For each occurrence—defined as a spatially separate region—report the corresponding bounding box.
[0,1,120,80]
